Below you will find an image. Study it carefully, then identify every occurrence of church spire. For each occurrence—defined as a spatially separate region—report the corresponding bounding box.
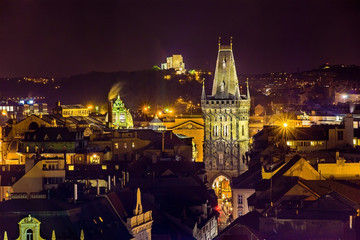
[201,80,206,100]
[246,78,250,99]
[3,231,8,240]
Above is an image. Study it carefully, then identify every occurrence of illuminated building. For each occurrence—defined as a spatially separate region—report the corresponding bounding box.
[163,116,204,162]
[161,55,186,74]
[52,101,89,117]
[110,95,133,129]
[201,38,251,184]
[0,99,47,121]
[148,115,166,131]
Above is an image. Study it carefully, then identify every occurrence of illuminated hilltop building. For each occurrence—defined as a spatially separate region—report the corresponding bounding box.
[201,38,251,188]
[111,95,133,129]
[161,55,186,74]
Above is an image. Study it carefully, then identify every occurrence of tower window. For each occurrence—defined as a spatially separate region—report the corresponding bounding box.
[213,125,219,137]
[242,125,244,136]
[219,153,224,165]
[26,229,33,240]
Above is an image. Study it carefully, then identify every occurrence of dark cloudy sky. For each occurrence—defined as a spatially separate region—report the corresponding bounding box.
[0,0,359,77]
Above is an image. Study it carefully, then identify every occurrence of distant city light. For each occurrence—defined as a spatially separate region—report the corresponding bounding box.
[342,94,348,99]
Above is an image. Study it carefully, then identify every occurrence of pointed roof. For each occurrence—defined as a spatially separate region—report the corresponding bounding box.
[211,37,240,99]
[246,78,250,99]
[201,81,206,100]
[133,188,143,216]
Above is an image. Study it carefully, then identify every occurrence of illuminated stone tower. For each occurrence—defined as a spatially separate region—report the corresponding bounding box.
[112,95,134,129]
[201,38,250,182]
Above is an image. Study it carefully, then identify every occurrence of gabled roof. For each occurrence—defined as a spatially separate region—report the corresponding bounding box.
[214,211,264,240]
[169,120,204,130]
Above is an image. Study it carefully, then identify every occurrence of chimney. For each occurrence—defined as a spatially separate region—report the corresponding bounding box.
[74,183,78,204]
[107,100,113,128]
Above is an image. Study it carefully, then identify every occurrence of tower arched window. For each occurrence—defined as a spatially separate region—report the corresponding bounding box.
[242,125,244,136]
[26,229,33,240]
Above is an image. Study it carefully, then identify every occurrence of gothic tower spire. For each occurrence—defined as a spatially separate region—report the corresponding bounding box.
[211,37,239,99]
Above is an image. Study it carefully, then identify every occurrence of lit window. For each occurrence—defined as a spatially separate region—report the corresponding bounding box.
[90,154,100,164]
[68,165,74,171]
[114,143,119,149]
[102,165,107,170]
[132,142,135,148]
[124,143,127,149]
[26,146,29,153]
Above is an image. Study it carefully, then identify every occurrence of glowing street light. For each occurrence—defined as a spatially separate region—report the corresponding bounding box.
[283,122,288,128]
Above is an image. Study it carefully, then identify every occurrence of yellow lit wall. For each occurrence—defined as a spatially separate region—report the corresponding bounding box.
[163,117,204,162]
[318,159,360,179]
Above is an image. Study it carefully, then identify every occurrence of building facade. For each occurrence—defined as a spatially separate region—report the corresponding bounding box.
[201,38,251,183]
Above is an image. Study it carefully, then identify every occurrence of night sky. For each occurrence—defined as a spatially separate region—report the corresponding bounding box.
[0,0,359,77]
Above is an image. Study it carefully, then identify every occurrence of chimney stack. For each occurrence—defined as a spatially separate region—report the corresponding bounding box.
[107,100,113,128]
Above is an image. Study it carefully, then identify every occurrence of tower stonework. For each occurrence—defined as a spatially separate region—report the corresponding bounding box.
[201,39,250,182]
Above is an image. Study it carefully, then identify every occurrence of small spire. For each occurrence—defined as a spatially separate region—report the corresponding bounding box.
[246,78,250,99]
[218,37,221,50]
[80,229,84,240]
[230,37,233,49]
[134,188,143,215]
[4,231,8,240]
[235,82,240,100]
[52,230,56,240]
[201,79,206,100]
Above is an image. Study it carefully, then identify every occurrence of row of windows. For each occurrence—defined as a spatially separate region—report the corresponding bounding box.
[114,142,135,149]
[62,110,88,115]
[43,177,63,184]
[0,106,14,111]
[42,164,60,170]
[212,125,245,137]
[287,141,325,147]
